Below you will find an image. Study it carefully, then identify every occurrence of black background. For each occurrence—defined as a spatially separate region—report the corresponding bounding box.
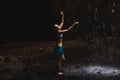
[1,1,55,42]
[1,0,120,43]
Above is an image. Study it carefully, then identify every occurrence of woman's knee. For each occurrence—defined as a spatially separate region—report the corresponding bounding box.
[61,55,65,61]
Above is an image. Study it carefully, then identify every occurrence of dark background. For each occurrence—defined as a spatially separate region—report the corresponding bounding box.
[1,1,55,42]
[0,1,120,80]
[1,0,120,43]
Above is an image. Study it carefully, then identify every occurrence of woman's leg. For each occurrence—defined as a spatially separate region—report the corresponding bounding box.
[58,54,65,70]
[57,54,65,75]
[61,54,65,61]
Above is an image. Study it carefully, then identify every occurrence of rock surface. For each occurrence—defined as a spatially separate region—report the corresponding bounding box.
[0,37,120,80]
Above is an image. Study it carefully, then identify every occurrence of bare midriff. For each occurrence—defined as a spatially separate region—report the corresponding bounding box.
[57,39,62,46]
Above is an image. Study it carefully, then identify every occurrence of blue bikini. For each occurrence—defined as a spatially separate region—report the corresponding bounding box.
[55,33,64,56]
[59,33,63,39]
[55,46,64,55]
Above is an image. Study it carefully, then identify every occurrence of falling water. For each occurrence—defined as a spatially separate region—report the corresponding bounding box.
[63,64,120,77]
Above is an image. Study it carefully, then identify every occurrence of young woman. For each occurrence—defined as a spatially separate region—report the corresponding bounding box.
[54,11,79,75]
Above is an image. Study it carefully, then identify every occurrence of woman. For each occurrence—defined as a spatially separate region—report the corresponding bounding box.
[54,11,79,75]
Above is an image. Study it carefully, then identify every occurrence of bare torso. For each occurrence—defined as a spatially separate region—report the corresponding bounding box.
[57,33,63,46]
[57,39,62,46]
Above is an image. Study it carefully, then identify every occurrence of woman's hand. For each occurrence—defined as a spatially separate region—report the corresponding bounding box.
[74,21,79,25]
[60,11,64,15]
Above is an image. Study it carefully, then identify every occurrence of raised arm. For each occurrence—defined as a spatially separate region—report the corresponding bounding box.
[59,11,64,28]
[58,21,79,33]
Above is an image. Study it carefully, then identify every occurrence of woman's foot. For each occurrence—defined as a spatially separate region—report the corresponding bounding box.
[57,72,63,76]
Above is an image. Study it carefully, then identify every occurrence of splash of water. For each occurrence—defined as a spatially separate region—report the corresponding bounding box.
[63,64,120,77]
